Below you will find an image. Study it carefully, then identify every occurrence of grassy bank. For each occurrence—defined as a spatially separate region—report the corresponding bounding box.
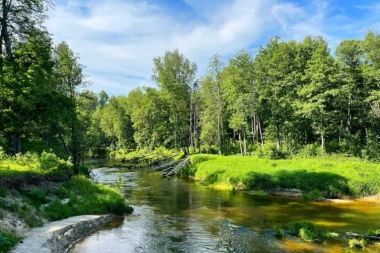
[0,151,132,252]
[184,154,380,197]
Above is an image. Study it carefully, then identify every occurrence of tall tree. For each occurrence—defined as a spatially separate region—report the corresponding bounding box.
[54,41,88,165]
[0,0,51,154]
[295,38,338,151]
[152,49,197,153]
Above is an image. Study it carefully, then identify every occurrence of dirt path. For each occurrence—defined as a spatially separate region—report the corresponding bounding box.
[11,215,111,253]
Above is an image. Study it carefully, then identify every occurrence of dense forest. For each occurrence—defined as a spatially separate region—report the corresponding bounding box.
[1,1,380,163]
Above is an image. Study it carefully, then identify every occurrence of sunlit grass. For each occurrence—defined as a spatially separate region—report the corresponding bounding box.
[185,154,380,197]
[0,151,71,177]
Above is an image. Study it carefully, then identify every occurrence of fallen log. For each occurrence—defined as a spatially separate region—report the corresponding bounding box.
[346,232,380,241]
[162,158,189,177]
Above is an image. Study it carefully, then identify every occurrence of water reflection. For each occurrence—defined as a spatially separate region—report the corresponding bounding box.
[70,162,380,253]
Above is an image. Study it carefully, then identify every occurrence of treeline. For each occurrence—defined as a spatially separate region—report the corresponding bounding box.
[95,33,380,160]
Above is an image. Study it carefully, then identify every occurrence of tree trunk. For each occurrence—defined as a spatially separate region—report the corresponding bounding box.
[252,116,255,144]
[54,124,71,157]
[239,132,243,155]
[321,132,325,151]
[243,132,247,155]
[258,114,264,146]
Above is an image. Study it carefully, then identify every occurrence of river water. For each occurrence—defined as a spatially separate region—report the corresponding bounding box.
[69,160,380,253]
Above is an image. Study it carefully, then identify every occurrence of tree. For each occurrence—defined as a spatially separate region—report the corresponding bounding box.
[0,0,52,154]
[254,37,297,150]
[54,41,88,165]
[295,38,338,151]
[152,49,197,153]
[224,50,257,155]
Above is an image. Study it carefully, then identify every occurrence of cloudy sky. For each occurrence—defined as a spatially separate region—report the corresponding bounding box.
[46,0,380,96]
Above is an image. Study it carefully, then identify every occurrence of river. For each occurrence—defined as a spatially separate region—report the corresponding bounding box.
[69,159,380,253]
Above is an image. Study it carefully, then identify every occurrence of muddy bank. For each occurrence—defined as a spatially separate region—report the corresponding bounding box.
[11,215,112,253]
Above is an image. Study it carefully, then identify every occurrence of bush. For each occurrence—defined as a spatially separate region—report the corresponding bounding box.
[299,228,319,242]
[0,231,19,253]
[274,225,285,237]
[302,189,322,201]
[0,187,7,198]
[348,238,368,249]
[288,221,317,235]
[28,188,48,205]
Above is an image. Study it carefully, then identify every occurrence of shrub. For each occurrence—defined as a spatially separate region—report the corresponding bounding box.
[302,189,322,201]
[0,231,19,253]
[28,188,48,205]
[348,238,368,249]
[0,187,7,198]
[288,221,317,235]
[299,228,319,242]
[274,225,285,238]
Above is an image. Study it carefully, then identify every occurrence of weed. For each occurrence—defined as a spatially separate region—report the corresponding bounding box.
[299,228,319,242]
[288,221,317,235]
[302,189,322,201]
[0,187,7,198]
[274,225,285,237]
[0,231,19,253]
[348,238,368,248]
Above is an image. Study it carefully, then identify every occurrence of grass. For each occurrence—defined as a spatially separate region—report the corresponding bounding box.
[44,175,133,221]
[0,231,19,253]
[0,151,72,177]
[185,154,380,197]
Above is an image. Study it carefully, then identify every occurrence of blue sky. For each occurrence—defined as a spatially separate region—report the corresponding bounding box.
[46,0,380,96]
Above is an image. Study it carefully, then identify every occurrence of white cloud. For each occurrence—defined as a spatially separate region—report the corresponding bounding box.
[45,0,380,95]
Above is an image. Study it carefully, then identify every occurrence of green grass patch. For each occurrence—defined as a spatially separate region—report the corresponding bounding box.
[44,175,133,221]
[185,154,380,197]
[0,151,72,177]
[0,231,20,253]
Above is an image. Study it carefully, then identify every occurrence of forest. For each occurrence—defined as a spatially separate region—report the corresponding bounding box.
[0,1,380,163]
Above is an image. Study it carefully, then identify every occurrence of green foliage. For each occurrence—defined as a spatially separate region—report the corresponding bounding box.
[44,176,133,221]
[0,187,7,198]
[0,151,72,177]
[28,188,48,206]
[348,238,368,249]
[288,221,317,235]
[274,226,285,238]
[299,228,319,242]
[0,231,19,253]
[302,189,322,201]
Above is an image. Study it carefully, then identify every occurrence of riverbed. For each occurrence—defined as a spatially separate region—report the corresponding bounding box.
[69,160,380,252]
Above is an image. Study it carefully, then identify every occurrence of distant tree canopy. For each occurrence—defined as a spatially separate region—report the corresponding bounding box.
[96,33,380,159]
[1,0,379,160]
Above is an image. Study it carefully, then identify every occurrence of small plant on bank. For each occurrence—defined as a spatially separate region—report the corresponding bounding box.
[288,221,321,242]
[302,189,322,201]
[348,238,368,249]
[0,187,7,198]
[299,228,319,242]
[28,188,48,206]
[274,225,285,237]
[0,231,19,253]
